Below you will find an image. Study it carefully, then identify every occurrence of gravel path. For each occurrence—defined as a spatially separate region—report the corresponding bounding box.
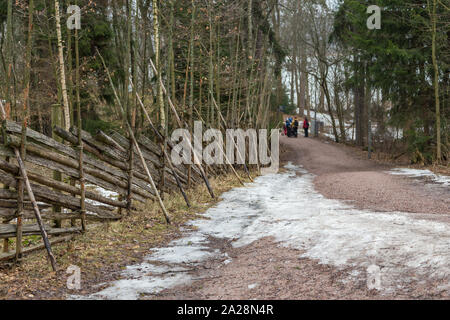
[281,136,450,217]
[84,136,450,300]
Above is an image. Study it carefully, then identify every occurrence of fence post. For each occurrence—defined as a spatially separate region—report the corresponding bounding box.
[51,104,63,228]
[77,142,86,232]
[70,177,77,227]
[126,132,134,215]
[15,174,24,260]
[2,119,9,253]
[2,220,8,253]
[158,132,165,200]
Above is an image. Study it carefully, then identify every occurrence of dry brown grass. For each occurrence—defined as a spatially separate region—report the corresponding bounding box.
[0,168,255,300]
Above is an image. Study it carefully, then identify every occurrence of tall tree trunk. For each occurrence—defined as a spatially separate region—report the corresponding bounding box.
[66,0,74,126]
[216,26,221,129]
[272,1,283,108]
[299,49,307,116]
[230,20,241,128]
[290,64,295,108]
[153,0,164,130]
[55,0,71,130]
[354,58,366,147]
[246,0,254,125]
[16,0,35,260]
[321,73,339,143]
[5,0,13,118]
[74,0,86,231]
[294,56,301,114]
[2,0,13,254]
[208,0,215,127]
[430,0,441,162]
[305,73,311,119]
[188,0,196,187]
[334,78,346,142]
[125,0,134,212]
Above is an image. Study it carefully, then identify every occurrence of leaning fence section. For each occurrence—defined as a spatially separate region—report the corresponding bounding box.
[0,120,204,262]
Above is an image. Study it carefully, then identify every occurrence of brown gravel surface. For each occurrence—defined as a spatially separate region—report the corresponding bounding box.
[152,238,386,300]
[281,136,450,219]
[152,238,447,300]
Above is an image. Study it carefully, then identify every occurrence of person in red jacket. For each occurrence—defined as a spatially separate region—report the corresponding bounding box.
[303,117,310,138]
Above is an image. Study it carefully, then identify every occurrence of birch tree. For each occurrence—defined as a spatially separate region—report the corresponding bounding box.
[55,0,71,130]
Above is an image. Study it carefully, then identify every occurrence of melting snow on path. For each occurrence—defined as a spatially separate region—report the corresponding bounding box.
[388,168,450,187]
[74,164,450,299]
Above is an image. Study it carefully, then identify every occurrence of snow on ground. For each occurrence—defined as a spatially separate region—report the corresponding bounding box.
[323,132,336,140]
[305,110,355,141]
[74,164,450,300]
[84,184,119,207]
[303,110,404,141]
[388,168,450,187]
[85,184,119,200]
[308,111,332,125]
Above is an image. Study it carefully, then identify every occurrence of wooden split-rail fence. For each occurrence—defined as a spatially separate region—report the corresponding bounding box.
[0,119,212,263]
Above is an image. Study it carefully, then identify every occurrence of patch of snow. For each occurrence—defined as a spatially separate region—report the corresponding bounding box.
[305,110,332,125]
[86,184,119,199]
[388,168,450,187]
[222,253,232,265]
[83,184,119,209]
[85,275,191,300]
[248,283,259,290]
[323,132,335,140]
[148,245,215,265]
[305,110,403,141]
[76,163,450,299]
[386,127,404,140]
[350,270,361,277]
[71,263,192,300]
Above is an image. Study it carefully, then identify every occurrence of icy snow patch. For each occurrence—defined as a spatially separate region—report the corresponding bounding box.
[149,245,215,264]
[85,184,119,199]
[248,283,259,290]
[388,168,450,187]
[77,163,450,299]
[83,184,119,209]
[84,275,191,300]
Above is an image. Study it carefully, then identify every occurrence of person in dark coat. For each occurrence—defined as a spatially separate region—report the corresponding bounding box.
[285,119,291,137]
[293,118,299,138]
[303,117,310,138]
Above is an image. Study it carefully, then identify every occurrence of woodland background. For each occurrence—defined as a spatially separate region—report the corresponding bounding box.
[0,0,448,164]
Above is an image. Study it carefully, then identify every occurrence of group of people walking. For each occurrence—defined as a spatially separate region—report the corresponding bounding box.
[284,117,310,138]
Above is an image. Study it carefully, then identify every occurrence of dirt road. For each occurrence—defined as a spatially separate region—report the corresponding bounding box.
[281,136,450,218]
[82,136,450,300]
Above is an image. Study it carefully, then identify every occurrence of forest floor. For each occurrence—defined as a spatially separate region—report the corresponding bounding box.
[0,171,249,300]
[1,135,449,300]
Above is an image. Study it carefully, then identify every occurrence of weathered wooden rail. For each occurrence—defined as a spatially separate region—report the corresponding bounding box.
[0,119,208,262]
